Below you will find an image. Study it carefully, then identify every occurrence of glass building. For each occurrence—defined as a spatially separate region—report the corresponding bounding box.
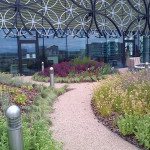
[0,0,149,75]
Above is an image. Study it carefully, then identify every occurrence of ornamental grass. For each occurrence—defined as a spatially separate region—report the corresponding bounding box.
[93,70,150,149]
[93,70,150,117]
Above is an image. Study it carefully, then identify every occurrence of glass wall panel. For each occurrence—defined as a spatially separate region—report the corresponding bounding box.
[21,43,37,75]
[87,37,107,62]
[107,36,123,67]
[38,37,45,68]
[0,32,19,73]
[42,36,67,67]
[67,36,87,60]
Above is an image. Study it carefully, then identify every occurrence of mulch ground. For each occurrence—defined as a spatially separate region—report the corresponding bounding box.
[0,83,40,107]
[10,87,39,106]
[91,100,148,150]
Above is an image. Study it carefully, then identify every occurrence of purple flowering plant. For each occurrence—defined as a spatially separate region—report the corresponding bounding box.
[37,57,117,82]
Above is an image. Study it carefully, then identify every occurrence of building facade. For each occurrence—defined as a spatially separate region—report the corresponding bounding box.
[0,0,150,75]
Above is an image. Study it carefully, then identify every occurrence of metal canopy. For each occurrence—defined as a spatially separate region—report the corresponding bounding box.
[0,0,149,38]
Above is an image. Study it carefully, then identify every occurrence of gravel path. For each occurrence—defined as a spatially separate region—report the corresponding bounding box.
[21,75,138,150]
[49,82,139,150]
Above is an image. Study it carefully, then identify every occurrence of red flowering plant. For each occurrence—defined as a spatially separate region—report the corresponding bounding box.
[35,57,117,82]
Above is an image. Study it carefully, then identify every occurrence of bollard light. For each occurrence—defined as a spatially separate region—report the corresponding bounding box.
[6,105,24,150]
[42,62,44,73]
[145,62,149,69]
[50,67,55,87]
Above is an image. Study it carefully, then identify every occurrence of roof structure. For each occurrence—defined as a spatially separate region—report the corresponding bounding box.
[0,0,149,37]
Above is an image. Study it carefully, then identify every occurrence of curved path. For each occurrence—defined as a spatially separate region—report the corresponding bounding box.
[21,76,138,150]
[49,82,139,150]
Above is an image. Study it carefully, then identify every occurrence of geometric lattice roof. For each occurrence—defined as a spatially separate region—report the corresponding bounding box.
[0,0,149,37]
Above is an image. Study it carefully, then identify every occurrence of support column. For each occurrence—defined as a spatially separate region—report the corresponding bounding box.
[143,36,150,63]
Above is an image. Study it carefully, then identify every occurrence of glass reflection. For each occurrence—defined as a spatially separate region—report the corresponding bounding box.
[40,36,67,67]
[21,43,37,75]
[87,36,107,62]
[67,36,87,60]
[0,32,19,74]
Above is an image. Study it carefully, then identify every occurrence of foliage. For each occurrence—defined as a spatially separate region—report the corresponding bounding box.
[12,78,32,88]
[93,71,150,117]
[11,87,19,95]
[117,114,150,149]
[33,71,111,83]
[14,94,27,105]
[23,120,63,150]
[40,61,73,77]
[27,85,33,90]
[0,73,12,84]
[33,57,117,83]
[0,116,8,150]
[0,92,9,113]
[0,116,63,150]
[0,73,32,89]
[0,73,68,150]
[36,57,115,77]
[32,73,50,82]
[21,85,33,90]
[71,56,91,66]
[117,114,139,136]
[134,115,150,149]
[93,70,150,149]
[26,85,68,123]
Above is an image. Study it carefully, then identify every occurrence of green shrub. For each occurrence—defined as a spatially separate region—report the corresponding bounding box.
[14,94,27,105]
[0,116,8,150]
[71,57,81,66]
[117,114,139,136]
[11,87,19,95]
[0,73,12,84]
[134,115,150,149]
[0,116,63,150]
[12,78,32,87]
[21,85,33,90]
[81,56,91,65]
[0,92,9,112]
[117,114,150,149]
[23,121,63,150]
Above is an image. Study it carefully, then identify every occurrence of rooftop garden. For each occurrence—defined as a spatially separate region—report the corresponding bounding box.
[0,73,67,150]
[32,57,117,83]
[92,70,150,150]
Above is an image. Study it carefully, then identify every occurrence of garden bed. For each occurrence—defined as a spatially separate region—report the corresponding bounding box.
[91,101,147,150]
[32,57,117,83]
[92,70,150,150]
[0,73,67,150]
[0,83,39,107]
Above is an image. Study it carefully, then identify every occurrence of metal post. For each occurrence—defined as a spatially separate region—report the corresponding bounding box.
[6,105,24,150]
[50,67,55,87]
[42,62,44,73]
[145,62,149,69]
